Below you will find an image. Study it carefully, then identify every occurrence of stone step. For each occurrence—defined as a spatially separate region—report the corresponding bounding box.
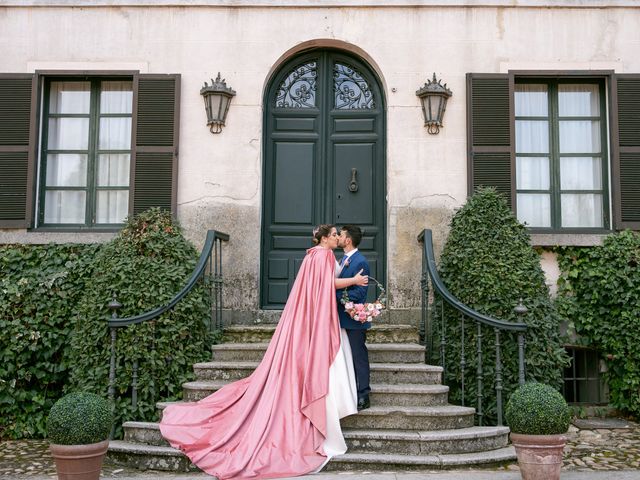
[211,342,426,364]
[178,381,449,406]
[340,405,476,430]
[123,421,509,455]
[222,324,419,344]
[108,440,515,472]
[157,401,473,431]
[326,447,517,470]
[192,361,442,385]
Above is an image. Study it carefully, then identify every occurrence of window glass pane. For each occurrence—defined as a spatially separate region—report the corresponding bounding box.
[275,61,317,108]
[100,81,133,114]
[515,84,548,116]
[48,117,89,150]
[561,193,603,228]
[99,117,132,150]
[96,190,129,224]
[517,193,551,227]
[516,157,550,190]
[560,157,602,190]
[49,81,90,114]
[558,84,599,117]
[46,154,87,187]
[559,121,601,153]
[516,120,549,153]
[334,63,375,110]
[44,190,86,223]
[97,154,130,186]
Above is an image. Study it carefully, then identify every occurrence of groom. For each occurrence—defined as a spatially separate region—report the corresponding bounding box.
[336,225,371,411]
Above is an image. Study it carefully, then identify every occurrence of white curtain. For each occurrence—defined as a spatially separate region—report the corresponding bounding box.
[515,83,603,228]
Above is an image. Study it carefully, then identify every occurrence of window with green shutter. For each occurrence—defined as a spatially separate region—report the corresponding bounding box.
[468,72,639,233]
[0,72,180,230]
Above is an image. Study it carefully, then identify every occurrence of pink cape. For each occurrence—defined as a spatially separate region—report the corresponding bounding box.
[159,246,340,479]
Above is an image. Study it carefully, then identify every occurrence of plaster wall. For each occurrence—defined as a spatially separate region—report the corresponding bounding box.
[1,5,638,315]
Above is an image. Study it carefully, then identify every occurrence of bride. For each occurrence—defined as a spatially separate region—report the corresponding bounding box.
[160,224,367,479]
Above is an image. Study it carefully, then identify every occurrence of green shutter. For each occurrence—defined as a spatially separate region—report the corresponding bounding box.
[0,75,35,227]
[613,75,640,230]
[131,74,180,215]
[467,74,513,208]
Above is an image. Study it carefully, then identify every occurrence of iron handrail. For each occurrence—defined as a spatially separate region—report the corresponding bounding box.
[418,229,527,332]
[108,230,229,328]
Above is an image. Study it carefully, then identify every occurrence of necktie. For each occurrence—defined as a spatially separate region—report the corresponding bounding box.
[340,255,348,267]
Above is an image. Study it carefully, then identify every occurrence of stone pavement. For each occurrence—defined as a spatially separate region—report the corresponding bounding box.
[2,418,640,479]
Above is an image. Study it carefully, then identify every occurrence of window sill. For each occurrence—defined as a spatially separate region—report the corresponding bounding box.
[529,232,610,247]
[0,229,118,244]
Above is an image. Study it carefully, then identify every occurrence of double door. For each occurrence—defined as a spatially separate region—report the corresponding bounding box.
[261,50,386,308]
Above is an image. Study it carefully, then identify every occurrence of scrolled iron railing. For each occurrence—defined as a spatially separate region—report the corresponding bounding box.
[106,230,229,430]
[418,229,527,426]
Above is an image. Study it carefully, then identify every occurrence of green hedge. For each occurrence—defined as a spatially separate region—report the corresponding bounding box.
[436,188,569,424]
[556,230,640,416]
[67,209,213,437]
[0,243,98,439]
[1,208,216,439]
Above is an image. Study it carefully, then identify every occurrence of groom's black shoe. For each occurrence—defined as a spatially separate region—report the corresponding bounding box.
[357,396,370,411]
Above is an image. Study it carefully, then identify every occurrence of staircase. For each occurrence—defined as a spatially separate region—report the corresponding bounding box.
[108,323,515,472]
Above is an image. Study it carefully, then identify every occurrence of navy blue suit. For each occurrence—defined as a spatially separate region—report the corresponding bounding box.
[336,250,371,400]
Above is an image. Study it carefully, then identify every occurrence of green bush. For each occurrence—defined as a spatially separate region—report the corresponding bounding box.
[0,243,99,439]
[436,188,569,424]
[67,208,213,437]
[47,392,112,445]
[505,383,571,435]
[556,230,640,416]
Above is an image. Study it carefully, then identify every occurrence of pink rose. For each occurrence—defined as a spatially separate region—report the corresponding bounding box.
[344,302,354,310]
[358,311,368,322]
[371,309,380,317]
[355,303,364,312]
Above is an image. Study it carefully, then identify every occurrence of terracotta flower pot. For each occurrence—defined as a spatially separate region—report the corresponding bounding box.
[510,432,567,480]
[49,439,109,480]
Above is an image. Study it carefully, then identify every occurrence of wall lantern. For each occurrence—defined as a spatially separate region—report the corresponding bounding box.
[200,73,236,134]
[416,73,452,134]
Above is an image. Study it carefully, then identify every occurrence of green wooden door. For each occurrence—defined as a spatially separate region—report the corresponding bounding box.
[261,50,386,308]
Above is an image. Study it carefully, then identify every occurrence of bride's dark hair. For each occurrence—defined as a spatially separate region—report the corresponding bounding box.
[312,224,335,245]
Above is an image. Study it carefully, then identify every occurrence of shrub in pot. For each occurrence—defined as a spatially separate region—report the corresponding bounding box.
[505,383,571,480]
[47,392,113,480]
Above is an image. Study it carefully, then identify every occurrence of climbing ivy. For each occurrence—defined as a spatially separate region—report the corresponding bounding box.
[556,230,640,416]
[435,188,569,424]
[0,243,98,439]
[67,209,215,437]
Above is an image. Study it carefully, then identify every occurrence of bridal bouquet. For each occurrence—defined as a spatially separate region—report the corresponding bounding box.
[341,277,386,323]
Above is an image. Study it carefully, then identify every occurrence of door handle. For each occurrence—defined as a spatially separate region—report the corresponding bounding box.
[349,168,359,192]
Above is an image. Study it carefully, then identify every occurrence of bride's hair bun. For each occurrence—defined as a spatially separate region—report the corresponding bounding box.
[312,224,334,245]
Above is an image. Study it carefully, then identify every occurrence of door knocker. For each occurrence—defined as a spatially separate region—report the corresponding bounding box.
[349,168,359,193]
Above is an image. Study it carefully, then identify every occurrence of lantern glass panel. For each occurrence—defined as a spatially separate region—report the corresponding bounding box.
[208,94,222,123]
[219,96,231,123]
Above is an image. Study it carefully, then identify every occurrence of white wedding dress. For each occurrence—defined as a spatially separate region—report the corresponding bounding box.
[314,264,359,470]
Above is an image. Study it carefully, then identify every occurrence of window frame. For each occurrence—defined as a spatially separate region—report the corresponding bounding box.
[33,70,137,232]
[514,77,610,231]
[508,70,615,235]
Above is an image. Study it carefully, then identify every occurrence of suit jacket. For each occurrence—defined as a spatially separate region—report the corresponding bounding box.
[336,250,371,330]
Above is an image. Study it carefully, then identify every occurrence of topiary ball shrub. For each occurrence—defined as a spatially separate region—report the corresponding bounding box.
[505,383,571,435]
[47,392,112,445]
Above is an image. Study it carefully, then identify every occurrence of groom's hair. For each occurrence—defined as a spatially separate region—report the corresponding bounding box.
[341,225,363,247]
